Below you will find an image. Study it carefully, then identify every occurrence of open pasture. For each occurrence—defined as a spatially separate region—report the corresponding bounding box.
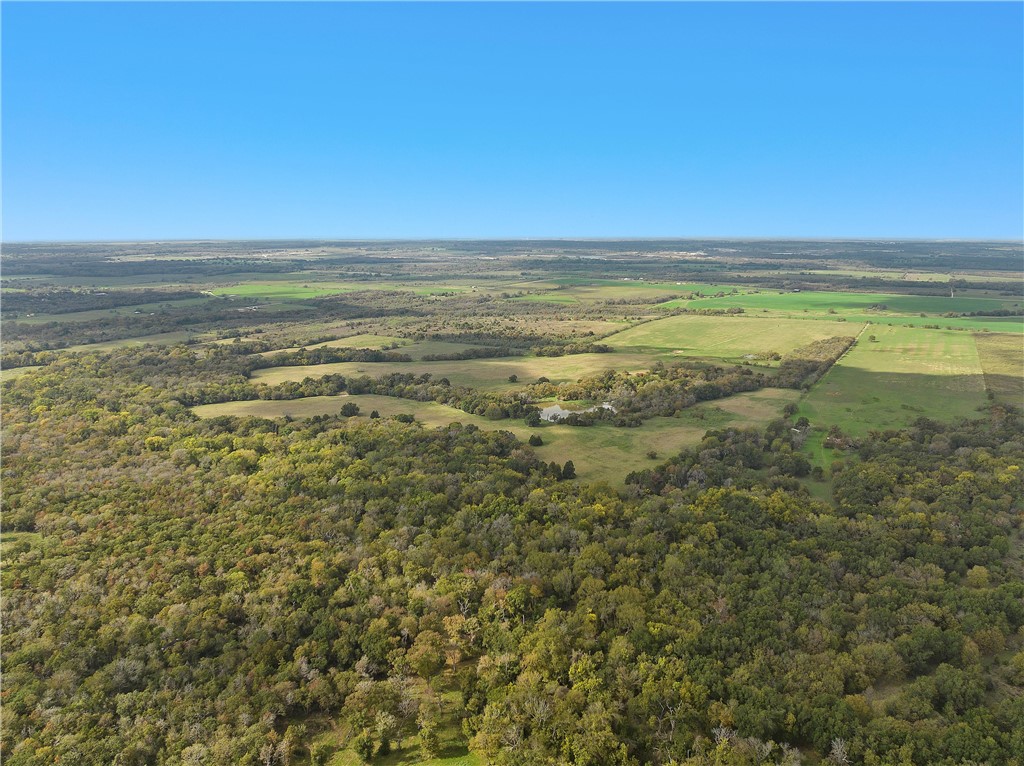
[975,332,1024,406]
[7,295,217,324]
[210,279,488,301]
[63,330,198,352]
[957,272,1024,283]
[270,336,510,362]
[193,388,800,485]
[535,279,750,304]
[249,351,657,390]
[0,365,42,382]
[258,334,411,355]
[798,326,987,455]
[210,282,362,300]
[836,314,1024,333]
[683,289,1021,317]
[509,292,579,304]
[605,314,860,360]
[311,333,409,350]
[193,394,470,424]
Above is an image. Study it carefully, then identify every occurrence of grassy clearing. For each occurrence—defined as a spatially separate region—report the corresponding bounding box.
[975,333,1024,406]
[401,341,509,360]
[249,352,658,391]
[552,277,747,293]
[798,326,988,466]
[0,365,42,382]
[902,272,952,283]
[261,334,412,355]
[8,296,217,324]
[535,282,750,305]
[284,337,524,363]
[193,388,800,485]
[535,390,802,485]
[605,315,861,361]
[509,293,579,304]
[193,395,479,424]
[210,280,486,301]
[688,289,1021,316]
[309,334,409,350]
[797,269,954,282]
[327,749,482,766]
[655,293,1023,333]
[958,272,1024,283]
[0,531,43,557]
[799,268,914,280]
[62,331,197,353]
[698,387,804,420]
[210,283,361,300]
[836,314,1022,333]
[504,280,564,290]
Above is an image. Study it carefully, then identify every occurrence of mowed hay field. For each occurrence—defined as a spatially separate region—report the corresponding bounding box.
[798,325,988,453]
[975,332,1024,406]
[249,352,657,390]
[193,388,801,486]
[605,315,862,360]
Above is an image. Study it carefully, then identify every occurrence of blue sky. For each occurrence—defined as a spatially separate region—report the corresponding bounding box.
[2,2,1022,240]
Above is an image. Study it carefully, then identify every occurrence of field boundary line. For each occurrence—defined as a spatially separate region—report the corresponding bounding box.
[795,321,868,455]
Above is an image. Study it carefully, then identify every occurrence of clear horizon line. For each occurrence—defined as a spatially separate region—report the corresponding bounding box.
[4,235,1024,245]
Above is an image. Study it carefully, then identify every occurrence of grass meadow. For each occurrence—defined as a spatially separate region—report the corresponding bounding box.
[604,314,861,359]
[193,388,801,486]
[975,332,1024,406]
[797,326,989,466]
[248,352,658,391]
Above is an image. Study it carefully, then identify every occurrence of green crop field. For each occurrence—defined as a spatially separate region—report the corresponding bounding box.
[975,332,1024,405]
[798,326,989,466]
[605,314,861,360]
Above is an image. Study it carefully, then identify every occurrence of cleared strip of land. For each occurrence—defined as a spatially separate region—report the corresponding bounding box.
[605,315,862,360]
[975,332,1024,406]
